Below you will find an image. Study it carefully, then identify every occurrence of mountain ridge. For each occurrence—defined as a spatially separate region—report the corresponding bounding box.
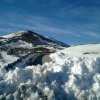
[1,30,69,47]
[0,30,69,70]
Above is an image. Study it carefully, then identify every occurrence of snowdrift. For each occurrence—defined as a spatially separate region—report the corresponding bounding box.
[0,44,100,100]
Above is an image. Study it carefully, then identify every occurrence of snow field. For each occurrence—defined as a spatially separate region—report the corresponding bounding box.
[0,44,100,100]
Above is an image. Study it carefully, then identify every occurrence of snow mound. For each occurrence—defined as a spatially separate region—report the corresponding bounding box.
[61,44,100,58]
[0,44,100,100]
[0,51,18,66]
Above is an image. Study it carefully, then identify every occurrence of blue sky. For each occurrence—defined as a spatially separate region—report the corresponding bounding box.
[0,0,100,45]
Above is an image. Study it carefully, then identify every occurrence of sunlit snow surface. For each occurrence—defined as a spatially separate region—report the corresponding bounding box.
[0,51,19,66]
[2,31,28,38]
[0,44,100,100]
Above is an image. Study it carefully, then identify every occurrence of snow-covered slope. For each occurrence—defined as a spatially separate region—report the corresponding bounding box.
[2,31,27,38]
[0,51,18,65]
[0,30,69,67]
[0,43,100,100]
[1,30,69,47]
[52,43,100,59]
[0,30,69,53]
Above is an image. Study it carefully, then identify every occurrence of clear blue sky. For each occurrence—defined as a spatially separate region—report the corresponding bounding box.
[0,0,100,45]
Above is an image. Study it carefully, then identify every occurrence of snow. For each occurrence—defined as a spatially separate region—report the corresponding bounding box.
[6,40,33,49]
[60,44,100,58]
[0,44,100,99]
[2,31,28,38]
[0,51,19,66]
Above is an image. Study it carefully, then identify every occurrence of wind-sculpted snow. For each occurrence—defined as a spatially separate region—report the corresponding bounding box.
[0,44,100,100]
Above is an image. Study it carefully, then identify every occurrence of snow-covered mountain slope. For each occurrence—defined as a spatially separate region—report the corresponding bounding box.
[0,30,69,67]
[0,30,69,54]
[0,43,100,100]
[2,31,26,38]
[1,30,69,47]
[0,51,18,66]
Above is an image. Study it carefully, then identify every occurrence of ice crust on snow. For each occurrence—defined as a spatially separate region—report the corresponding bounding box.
[0,44,100,100]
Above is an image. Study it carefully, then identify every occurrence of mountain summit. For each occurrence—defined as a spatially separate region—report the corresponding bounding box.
[2,30,69,47]
[0,30,69,70]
